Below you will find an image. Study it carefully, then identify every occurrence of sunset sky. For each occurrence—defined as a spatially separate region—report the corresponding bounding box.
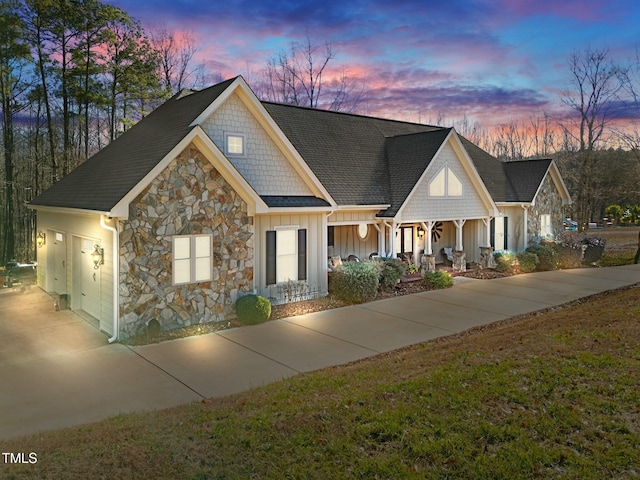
[109,0,639,128]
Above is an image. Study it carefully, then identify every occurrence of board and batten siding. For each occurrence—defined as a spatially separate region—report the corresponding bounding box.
[36,210,114,335]
[200,92,313,197]
[402,141,491,221]
[328,210,382,259]
[255,213,327,302]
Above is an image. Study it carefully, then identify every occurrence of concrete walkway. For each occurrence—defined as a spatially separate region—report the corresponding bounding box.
[1,264,638,440]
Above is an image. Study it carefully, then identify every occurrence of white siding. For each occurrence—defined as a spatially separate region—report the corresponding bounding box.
[36,210,114,335]
[200,93,313,196]
[497,206,526,252]
[402,142,491,221]
[255,213,327,302]
[327,210,382,260]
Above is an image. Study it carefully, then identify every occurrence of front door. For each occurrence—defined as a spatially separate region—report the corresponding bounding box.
[77,238,101,319]
[51,232,67,295]
[397,226,413,261]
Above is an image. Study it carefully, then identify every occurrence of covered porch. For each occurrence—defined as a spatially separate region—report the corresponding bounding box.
[327,216,497,272]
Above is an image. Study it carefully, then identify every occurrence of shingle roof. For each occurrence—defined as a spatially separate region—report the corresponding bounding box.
[31,76,553,216]
[263,102,443,206]
[459,136,551,203]
[379,129,453,216]
[30,78,237,212]
[261,196,331,208]
[502,159,552,203]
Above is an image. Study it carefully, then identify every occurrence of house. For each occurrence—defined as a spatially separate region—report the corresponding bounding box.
[29,76,571,340]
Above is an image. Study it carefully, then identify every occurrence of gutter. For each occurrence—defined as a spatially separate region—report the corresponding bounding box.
[100,215,119,343]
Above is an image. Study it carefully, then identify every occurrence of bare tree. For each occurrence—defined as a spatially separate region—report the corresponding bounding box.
[150,26,203,94]
[258,34,366,113]
[559,46,628,229]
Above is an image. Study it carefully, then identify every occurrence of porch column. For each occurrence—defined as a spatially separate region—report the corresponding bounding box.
[480,217,495,269]
[373,223,384,257]
[421,221,434,255]
[385,222,399,258]
[453,219,466,251]
[452,219,467,272]
[482,217,492,247]
[421,221,436,271]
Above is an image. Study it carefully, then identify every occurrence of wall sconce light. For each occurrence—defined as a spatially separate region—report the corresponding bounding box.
[417,226,424,238]
[36,230,46,248]
[91,245,104,269]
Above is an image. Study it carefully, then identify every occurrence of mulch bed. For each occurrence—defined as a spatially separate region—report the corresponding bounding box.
[126,266,512,344]
[270,267,510,320]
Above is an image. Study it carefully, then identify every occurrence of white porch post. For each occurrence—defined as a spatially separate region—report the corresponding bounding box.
[391,223,400,258]
[453,219,466,251]
[482,217,492,247]
[383,221,398,258]
[373,223,384,256]
[421,221,433,255]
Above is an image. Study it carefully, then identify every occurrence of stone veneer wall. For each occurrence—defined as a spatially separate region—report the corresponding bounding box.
[119,144,254,339]
[527,174,563,241]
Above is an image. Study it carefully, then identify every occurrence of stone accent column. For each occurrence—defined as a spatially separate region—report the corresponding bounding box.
[479,246,496,269]
[453,250,466,272]
[421,254,436,272]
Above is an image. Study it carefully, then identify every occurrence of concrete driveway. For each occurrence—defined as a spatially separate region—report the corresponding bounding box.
[1,264,638,440]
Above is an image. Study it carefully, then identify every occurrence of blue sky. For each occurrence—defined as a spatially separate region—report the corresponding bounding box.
[110,0,640,127]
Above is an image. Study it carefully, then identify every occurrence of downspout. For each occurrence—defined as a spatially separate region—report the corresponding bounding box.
[100,215,119,343]
[521,205,529,250]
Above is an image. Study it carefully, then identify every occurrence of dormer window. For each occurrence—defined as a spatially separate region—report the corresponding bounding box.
[429,165,462,197]
[225,133,245,156]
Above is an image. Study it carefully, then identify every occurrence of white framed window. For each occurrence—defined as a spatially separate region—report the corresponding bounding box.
[266,228,307,285]
[173,235,212,285]
[225,133,245,156]
[276,229,297,283]
[540,214,552,238]
[428,165,463,197]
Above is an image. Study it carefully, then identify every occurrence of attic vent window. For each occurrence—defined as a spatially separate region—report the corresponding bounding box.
[225,133,245,156]
[429,165,463,197]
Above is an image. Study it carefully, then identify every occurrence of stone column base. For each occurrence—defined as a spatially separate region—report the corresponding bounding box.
[421,254,436,272]
[479,246,496,269]
[453,250,466,272]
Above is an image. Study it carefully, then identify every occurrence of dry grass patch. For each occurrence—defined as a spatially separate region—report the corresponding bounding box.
[2,285,640,479]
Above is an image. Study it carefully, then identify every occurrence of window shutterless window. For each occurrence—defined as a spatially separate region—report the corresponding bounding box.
[428,165,463,197]
[173,235,212,285]
[540,214,552,237]
[225,133,245,156]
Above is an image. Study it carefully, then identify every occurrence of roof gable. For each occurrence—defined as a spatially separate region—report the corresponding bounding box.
[380,128,453,216]
[264,102,442,207]
[31,78,237,213]
[394,132,497,221]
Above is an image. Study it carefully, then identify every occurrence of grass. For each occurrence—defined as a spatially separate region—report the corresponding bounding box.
[2,284,639,479]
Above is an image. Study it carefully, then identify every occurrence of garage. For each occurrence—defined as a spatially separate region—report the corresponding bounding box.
[71,237,102,323]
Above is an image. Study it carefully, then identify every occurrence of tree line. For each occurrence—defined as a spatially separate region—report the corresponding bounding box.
[1,0,639,265]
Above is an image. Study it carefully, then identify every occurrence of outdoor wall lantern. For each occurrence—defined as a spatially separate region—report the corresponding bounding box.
[417,226,425,238]
[36,230,46,248]
[91,245,104,269]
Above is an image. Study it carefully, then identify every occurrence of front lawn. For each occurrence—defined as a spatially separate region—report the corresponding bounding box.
[2,284,639,479]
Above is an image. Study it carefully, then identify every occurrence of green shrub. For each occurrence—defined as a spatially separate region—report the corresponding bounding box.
[495,251,539,274]
[235,294,271,325]
[329,261,379,304]
[516,252,539,273]
[494,252,516,274]
[377,258,405,290]
[423,270,454,289]
[526,243,557,271]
